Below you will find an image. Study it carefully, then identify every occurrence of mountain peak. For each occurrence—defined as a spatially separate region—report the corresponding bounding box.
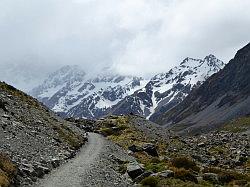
[204,54,216,59]
[46,65,86,85]
[204,54,224,69]
[180,57,199,66]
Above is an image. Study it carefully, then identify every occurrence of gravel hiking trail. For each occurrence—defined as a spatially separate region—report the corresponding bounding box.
[35,133,133,187]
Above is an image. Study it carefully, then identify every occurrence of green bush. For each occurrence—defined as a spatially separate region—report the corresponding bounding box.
[141,176,159,187]
[171,156,200,172]
[117,124,128,131]
[174,168,198,183]
[145,163,165,173]
[159,178,214,187]
[118,164,127,174]
[218,170,249,184]
[203,167,250,185]
[0,153,17,187]
[99,127,114,136]
[53,125,84,149]
[150,157,161,164]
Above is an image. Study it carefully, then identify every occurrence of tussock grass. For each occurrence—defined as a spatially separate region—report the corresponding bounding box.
[0,153,17,187]
[222,116,250,133]
[170,156,200,172]
[0,81,40,108]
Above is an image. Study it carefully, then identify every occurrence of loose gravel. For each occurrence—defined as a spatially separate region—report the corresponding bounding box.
[35,133,135,187]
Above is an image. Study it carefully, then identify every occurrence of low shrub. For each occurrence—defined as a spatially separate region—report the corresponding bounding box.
[202,167,221,174]
[0,154,16,177]
[0,170,10,187]
[145,162,166,173]
[118,164,127,174]
[203,167,250,184]
[116,116,128,125]
[99,127,114,136]
[218,170,249,184]
[171,156,200,172]
[141,176,159,187]
[0,153,17,187]
[159,178,214,187]
[54,125,84,149]
[173,168,198,183]
[117,124,128,131]
[145,158,166,173]
[150,157,161,164]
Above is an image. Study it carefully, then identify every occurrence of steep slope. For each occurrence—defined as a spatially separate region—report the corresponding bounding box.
[30,67,147,119]
[157,43,250,134]
[0,81,86,186]
[110,55,224,120]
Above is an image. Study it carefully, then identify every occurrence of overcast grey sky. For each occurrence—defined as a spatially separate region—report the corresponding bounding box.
[0,0,249,90]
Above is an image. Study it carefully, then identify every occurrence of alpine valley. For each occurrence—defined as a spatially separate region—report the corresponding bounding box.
[1,44,250,187]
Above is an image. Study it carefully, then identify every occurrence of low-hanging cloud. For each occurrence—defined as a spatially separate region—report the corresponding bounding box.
[0,0,249,90]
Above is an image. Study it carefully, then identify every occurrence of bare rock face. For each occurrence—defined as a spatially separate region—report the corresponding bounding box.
[157,43,250,134]
[127,162,145,179]
[142,143,158,157]
[0,82,86,186]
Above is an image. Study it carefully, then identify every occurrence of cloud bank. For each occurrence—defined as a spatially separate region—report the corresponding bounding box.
[0,0,249,90]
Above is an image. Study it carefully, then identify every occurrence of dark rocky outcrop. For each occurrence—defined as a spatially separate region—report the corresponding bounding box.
[127,162,145,179]
[142,143,158,157]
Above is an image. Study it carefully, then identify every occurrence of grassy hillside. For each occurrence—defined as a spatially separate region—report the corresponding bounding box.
[221,115,250,133]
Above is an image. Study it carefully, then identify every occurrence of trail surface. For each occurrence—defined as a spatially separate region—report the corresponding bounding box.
[35,133,133,187]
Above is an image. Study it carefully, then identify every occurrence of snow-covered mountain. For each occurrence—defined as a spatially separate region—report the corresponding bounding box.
[30,55,224,120]
[110,55,225,121]
[30,66,147,119]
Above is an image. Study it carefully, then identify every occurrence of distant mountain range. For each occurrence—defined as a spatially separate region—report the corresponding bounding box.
[156,43,250,135]
[30,66,147,119]
[30,55,224,120]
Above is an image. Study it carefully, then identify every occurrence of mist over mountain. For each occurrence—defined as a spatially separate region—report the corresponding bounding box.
[0,0,250,91]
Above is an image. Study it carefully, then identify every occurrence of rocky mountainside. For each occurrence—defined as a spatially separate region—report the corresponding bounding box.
[156,43,250,135]
[30,66,147,119]
[0,81,86,186]
[110,55,224,121]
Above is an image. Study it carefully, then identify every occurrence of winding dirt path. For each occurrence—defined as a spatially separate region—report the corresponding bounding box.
[35,133,133,187]
[36,133,104,187]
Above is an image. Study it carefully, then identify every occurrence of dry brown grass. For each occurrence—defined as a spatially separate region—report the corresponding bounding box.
[171,167,198,183]
[170,156,200,172]
[0,153,17,187]
[0,170,10,187]
[0,81,40,108]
